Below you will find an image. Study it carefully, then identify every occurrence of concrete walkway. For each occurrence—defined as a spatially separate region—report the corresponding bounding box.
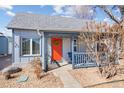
[51,64,82,88]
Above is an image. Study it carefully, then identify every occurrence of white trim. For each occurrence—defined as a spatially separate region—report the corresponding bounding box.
[40,38,42,56]
[20,37,41,56]
[21,54,41,57]
[30,39,32,55]
[20,37,30,56]
[42,32,45,70]
[72,36,74,68]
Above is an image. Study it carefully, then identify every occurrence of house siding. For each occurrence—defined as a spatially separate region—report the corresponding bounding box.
[13,29,42,63]
[12,29,78,70]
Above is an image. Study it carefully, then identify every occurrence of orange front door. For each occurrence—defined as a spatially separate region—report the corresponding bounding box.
[51,38,62,61]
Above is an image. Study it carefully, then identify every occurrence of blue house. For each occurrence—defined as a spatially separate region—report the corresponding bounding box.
[7,13,119,71]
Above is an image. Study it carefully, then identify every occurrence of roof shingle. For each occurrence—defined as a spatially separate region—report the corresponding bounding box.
[7,13,90,32]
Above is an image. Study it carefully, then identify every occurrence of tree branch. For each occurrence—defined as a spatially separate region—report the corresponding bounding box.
[98,6,120,24]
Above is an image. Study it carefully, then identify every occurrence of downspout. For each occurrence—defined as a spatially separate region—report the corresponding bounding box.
[36,29,48,71]
[36,29,43,62]
[37,29,43,37]
[12,29,14,63]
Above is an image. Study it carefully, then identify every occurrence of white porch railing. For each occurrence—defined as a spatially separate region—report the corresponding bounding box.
[73,52,97,68]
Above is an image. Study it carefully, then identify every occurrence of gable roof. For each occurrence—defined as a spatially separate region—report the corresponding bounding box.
[7,13,90,32]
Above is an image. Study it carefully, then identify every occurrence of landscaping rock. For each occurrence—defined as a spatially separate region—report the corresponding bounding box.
[2,66,22,80]
[16,75,29,83]
[2,67,22,74]
[4,73,11,80]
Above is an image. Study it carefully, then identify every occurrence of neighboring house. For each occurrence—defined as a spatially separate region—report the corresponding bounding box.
[7,13,119,71]
[0,33,8,55]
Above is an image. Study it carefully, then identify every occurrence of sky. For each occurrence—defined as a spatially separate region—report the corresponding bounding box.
[0,5,122,37]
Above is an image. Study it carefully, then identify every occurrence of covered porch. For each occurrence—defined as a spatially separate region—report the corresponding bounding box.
[42,32,75,71]
[41,31,97,71]
[42,32,119,71]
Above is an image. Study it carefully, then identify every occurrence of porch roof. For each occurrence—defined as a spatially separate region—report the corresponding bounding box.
[7,13,91,32]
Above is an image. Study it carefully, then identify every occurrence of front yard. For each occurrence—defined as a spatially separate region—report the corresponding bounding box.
[0,63,63,88]
[1,57,124,88]
[69,59,124,88]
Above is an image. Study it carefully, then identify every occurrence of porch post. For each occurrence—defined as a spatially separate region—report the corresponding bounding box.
[42,32,48,71]
[72,36,74,69]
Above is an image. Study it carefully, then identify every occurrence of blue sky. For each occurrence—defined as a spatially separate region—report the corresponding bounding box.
[0,5,122,36]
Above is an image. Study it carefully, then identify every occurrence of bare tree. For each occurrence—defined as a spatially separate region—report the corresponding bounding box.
[72,5,95,20]
[78,21,123,78]
[98,6,124,57]
[73,5,124,79]
[98,5,121,24]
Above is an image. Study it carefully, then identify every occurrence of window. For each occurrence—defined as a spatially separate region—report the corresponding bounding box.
[22,38,30,55]
[32,38,40,54]
[21,38,41,56]
[73,39,77,52]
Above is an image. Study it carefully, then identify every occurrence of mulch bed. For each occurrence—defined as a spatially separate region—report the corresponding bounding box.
[69,63,124,88]
[0,63,64,88]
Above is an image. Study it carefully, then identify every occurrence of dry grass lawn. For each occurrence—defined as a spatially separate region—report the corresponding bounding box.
[0,63,63,88]
[69,59,124,88]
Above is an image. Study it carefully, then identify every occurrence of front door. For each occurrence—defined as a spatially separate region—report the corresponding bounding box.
[51,38,62,61]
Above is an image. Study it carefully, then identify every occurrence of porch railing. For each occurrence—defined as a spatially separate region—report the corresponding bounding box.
[72,52,97,68]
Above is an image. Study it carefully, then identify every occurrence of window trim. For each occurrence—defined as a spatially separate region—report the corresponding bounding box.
[21,37,41,56]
